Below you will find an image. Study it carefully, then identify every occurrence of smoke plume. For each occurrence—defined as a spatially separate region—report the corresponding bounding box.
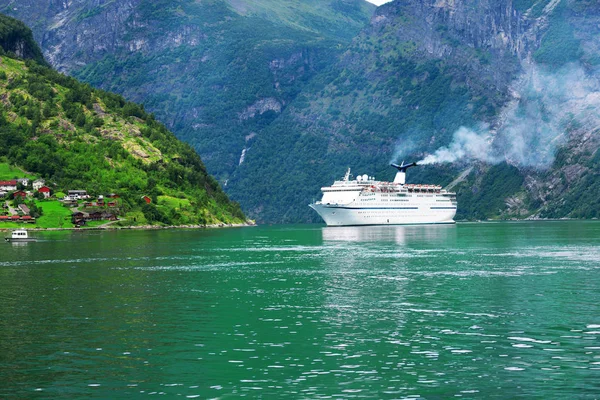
[418,63,600,168]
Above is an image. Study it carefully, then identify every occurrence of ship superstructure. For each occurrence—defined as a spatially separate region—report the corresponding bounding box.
[309,162,457,226]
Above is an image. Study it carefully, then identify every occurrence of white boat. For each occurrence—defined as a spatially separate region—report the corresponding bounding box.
[309,162,457,226]
[4,229,36,242]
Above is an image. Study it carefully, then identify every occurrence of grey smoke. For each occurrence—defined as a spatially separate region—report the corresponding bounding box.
[419,125,498,165]
[419,63,600,168]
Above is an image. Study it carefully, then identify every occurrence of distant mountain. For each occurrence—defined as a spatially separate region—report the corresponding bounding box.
[4,0,600,222]
[229,0,600,222]
[0,15,246,226]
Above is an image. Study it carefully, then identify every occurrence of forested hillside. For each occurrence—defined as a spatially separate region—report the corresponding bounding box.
[0,14,246,226]
[0,14,46,66]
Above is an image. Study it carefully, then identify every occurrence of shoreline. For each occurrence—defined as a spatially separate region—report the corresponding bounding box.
[0,221,256,232]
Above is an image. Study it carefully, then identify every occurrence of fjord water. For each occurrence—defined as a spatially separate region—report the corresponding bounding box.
[1,222,600,398]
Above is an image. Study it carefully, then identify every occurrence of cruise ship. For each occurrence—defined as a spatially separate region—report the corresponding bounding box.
[309,162,457,226]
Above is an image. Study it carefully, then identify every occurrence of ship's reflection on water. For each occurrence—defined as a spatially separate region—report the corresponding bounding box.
[321,224,457,245]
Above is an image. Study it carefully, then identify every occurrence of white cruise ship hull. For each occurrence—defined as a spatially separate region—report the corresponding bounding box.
[309,164,457,226]
[309,203,456,226]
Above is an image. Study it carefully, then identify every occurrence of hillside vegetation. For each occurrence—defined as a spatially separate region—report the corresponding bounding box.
[0,46,246,226]
[0,13,46,65]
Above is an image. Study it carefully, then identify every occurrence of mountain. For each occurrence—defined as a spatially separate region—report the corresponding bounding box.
[229,0,600,222]
[3,0,600,222]
[0,14,246,226]
[0,0,375,188]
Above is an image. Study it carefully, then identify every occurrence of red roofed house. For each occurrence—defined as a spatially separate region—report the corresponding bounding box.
[0,180,17,191]
[142,195,152,204]
[38,186,51,198]
[13,190,27,199]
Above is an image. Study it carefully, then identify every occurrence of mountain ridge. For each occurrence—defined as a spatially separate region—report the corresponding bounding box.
[3,0,600,222]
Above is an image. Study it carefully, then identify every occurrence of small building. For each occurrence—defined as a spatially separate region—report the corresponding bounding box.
[71,211,86,225]
[32,179,46,191]
[0,191,6,198]
[0,215,9,222]
[17,178,29,187]
[102,212,118,221]
[63,199,78,207]
[142,195,152,204]
[38,186,51,198]
[10,215,19,221]
[0,180,17,191]
[107,193,120,199]
[13,190,27,199]
[88,211,103,221]
[21,216,34,223]
[67,190,89,199]
[107,201,117,207]
[18,204,30,215]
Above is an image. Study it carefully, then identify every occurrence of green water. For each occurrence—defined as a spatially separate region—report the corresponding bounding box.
[1,222,600,398]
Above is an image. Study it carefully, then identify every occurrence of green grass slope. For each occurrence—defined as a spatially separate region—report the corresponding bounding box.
[0,53,246,226]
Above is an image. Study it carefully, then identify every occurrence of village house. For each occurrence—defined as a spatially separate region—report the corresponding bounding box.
[38,186,51,198]
[0,191,6,198]
[68,190,89,199]
[18,204,30,215]
[88,211,103,221]
[72,211,86,225]
[32,179,45,191]
[17,178,29,187]
[13,190,27,199]
[102,212,117,221]
[0,180,17,191]
[63,199,78,207]
[71,210,118,225]
[142,195,152,204]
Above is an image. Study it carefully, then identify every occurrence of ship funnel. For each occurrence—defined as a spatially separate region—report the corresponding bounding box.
[391,162,418,184]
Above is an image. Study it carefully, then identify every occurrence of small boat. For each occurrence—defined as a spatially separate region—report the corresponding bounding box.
[4,229,36,242]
